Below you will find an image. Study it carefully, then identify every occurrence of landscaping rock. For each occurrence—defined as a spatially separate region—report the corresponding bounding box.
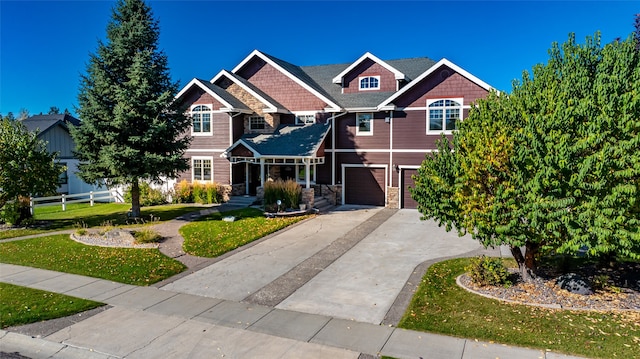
[556,273,593,295]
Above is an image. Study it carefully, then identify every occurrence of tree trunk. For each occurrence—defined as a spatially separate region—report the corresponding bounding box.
[510,243,538,282]
[130,179,141,217]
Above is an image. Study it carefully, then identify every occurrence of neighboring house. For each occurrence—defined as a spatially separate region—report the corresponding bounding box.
[21,114,103,195]
[174,50,493,208]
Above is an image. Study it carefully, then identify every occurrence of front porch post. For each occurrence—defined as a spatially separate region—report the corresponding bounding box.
[304,158,311,189]
[245,162,249,195]
[260,158,265,186]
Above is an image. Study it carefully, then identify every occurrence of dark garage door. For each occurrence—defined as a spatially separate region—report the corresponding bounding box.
[345,167,385,206]
[402,169,418,209]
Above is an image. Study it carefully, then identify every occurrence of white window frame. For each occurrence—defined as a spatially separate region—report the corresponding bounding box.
[356,113,374,136]
[190,104,213,136]
[426,98,463,134]
[249,115,266,131]
[295,112,316,125]
[359,76,380,91]
[191,156,213,182]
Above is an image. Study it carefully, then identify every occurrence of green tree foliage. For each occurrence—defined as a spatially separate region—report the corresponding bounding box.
[0,119,63,224]
[412,32,640,280]
[72,0,191,217]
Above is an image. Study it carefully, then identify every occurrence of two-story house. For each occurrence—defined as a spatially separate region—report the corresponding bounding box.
[173,50,492,208]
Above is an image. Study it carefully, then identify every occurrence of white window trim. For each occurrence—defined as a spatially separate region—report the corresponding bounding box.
[359,76,380,91]
[356,113,374,136]
[294,112,316,125]
[249,115,266,131]
[190,104,213,136]
[426,98,463,135]
[191,156,214,183]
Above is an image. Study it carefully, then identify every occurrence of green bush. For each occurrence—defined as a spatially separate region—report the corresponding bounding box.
[264,179,301,210]
[465,256,512,287]
[124,182,167,206]
[173,180,222,205]
[133,228,162,244]
[0,197,31,226]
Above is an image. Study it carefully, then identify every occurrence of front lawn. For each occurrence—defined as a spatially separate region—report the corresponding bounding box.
[0,283,104,328]
[0,203,205,240]
[180,207,311,257]
[0,234,186,285]
[399,258,640,359]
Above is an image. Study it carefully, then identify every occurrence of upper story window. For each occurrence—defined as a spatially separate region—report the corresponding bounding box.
[427,99,462,134]
[359,76,380,91]
[191,105,212,135]
[295,113,316,125]
[356,113,373,136]
[249,116,266,130]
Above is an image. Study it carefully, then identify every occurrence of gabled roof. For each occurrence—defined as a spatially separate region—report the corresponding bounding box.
[211,70,288,113]
[226,122,330,158]
[378,58,494,110]
[21,114,80,135]
[332,52,406,84]
[232,50,342,111]
[174,78,252,113]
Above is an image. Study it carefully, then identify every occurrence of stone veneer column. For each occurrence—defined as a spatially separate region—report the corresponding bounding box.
[387,186,399,209]
[301,188,314,208]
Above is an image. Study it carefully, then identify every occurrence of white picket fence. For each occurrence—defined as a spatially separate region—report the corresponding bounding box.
[30,190,123,214]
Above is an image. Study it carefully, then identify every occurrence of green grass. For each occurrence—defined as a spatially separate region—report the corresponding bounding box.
[181,207,311,257]
[0,234,186,285]
[0,203,205,240]
[399,258,640,359]
[0,283,104,328]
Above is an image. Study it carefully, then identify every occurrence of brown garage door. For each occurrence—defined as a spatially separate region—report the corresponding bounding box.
[345,167,385,206]
[402,169,418,209]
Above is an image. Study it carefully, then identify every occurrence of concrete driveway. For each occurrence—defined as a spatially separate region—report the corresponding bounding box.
[161,206,481,324]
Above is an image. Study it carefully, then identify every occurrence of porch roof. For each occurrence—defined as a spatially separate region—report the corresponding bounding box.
[224,122,330,159]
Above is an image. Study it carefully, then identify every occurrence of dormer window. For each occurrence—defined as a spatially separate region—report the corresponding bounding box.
[249,116,266,130]
[359,76,380,91]
[191,105,212,135]
[295,113,316,125]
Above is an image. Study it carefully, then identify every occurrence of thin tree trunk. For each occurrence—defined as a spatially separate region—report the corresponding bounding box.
[510,244,536,282]
[130,179,141,217]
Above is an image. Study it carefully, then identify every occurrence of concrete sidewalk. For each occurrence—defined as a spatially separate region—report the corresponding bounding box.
[0,264,581,359]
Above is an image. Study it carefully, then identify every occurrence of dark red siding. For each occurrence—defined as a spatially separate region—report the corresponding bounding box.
[342,58,397,93]
[335,113,390,149]
[236,58,328,111]
[393,66,488,108]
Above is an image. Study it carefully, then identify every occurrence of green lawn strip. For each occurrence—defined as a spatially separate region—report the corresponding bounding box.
[181,207,311,258]
[0,234,186,285]
[398,258,640,359]
[0,203,205,240]
[0,282,104,329]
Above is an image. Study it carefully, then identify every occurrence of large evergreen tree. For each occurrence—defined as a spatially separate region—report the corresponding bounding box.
[72,0,190,217]
[412,32,640,280]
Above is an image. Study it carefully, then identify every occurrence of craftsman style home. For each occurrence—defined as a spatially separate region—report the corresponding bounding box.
[173,50,493,208]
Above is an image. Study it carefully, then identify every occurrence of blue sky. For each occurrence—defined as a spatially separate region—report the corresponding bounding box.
[1,1,637,117]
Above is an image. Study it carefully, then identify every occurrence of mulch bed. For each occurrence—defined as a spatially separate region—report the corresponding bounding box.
[458,262,640,311]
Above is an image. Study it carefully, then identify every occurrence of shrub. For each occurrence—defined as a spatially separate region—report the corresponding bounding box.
[466,256,512,287]
[264,179,301,210]
[0,197,32,226]
[173,181,222,205]
[174,180,192,203]
[133,228,162,244]
[124,181,167,206]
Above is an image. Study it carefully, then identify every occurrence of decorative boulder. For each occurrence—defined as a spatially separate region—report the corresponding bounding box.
[556,273,593,295]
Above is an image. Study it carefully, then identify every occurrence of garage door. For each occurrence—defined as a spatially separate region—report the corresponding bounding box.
[402,169,419,209]
[344,167,385,206]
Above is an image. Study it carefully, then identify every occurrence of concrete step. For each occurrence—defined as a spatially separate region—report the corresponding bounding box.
[313,197,334,213]
[226,195,256,206]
